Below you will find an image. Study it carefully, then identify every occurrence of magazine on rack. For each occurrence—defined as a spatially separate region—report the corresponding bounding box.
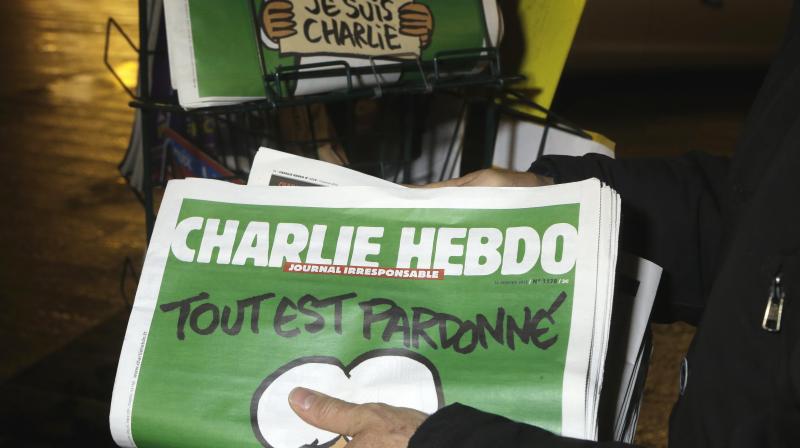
[162,0,502,108]
[111,149,659,447]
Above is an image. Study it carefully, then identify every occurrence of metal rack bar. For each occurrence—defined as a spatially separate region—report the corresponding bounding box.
[128,59,522,115]
[138,0,156,241]
[104,17,139,99]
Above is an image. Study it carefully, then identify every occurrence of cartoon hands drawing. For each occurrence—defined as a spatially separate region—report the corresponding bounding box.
[398,3,433,48]
[262,0,297,41]
[259,0,436,95]
[251,350,443,448]
[261,1,433,49]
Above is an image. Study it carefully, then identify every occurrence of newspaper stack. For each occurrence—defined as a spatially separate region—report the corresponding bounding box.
[248,149,660,442]
[163,0,502,108]
[111,149,658,447]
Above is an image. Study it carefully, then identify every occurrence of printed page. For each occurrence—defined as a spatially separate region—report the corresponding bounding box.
[248,147,401,188]
[163,0,202,107]
[163,0,503,106]
[248,147,630,440]
[248,148,649,441]
[595,252,661,441]
[110,177,613,446]
[580,185,619,439]
[613,256,660,441]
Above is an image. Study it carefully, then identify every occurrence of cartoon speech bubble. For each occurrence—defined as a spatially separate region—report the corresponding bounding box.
[251,349,443,448]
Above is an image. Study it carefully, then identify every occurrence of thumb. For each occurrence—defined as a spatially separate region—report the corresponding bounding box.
[423,171,481,188]
[288,387,366,437]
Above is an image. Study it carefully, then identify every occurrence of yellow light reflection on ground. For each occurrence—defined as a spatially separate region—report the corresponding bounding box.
[114,60,139,91]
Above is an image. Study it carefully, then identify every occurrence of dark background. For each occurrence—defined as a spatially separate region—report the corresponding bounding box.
[0,0,790,446]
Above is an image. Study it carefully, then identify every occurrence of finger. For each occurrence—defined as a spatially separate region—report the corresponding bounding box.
[288,388,368,437]
[268,18,295,29]
[266,0,293,9]
[399,3,430,14]
[271,21,297,31]
[272,28,297,39]
[268,11,295,21]
[399,11,430,20]
[266,6,293,15]
[399,27,430,37]
[423,173,478,188]
[421,179,463,188]
[265,3,293,14]
[399,23,430,31]
[399,18,430,26]
[268,23,297,39]
[399,15,432,27]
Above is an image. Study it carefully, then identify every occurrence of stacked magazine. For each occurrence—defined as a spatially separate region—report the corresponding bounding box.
[110,149,659,447]
[163,0,503,107]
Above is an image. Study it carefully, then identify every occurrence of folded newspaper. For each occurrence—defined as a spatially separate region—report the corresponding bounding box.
[164,0,502,107]
[247,149,660,443]
[111,148,658,446]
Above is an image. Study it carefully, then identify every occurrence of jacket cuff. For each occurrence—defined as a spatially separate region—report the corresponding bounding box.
[408,403,552,448]
[529,154,614,185]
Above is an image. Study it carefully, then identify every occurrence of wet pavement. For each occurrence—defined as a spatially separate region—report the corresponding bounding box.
[0,1,142,445]
[0,1,767,446]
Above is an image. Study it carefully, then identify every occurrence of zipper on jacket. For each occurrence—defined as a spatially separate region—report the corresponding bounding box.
[762,273,785,332]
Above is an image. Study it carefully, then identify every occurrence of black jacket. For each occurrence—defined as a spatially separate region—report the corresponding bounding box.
[410,1,800,447]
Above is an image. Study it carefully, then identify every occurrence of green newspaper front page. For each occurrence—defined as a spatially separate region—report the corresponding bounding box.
[111,178,611,447]
[164,0,502,106]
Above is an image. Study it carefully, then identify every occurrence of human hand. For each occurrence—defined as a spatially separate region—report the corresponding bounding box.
[423,168,554,188]
[288,387,428,448]
[399,3,433,48]
[262,0,296,41]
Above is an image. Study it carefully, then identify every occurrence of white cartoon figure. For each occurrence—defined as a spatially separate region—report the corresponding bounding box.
[251,349,443,448]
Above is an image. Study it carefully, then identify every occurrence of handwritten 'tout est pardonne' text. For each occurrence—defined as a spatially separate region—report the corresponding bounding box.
[158,290,568,355]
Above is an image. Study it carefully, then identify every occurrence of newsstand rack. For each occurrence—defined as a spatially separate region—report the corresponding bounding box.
[106,0,590,240]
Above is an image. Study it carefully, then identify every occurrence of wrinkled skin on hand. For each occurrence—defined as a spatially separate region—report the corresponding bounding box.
[289,387,428,448]
[423,168,554,188]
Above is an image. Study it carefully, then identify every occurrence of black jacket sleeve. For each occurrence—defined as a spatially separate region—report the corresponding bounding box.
[409,403,641,448]
[530,152,730,324]
[409,154,732,448]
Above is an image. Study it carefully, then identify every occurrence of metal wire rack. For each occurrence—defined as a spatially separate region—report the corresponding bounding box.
[106,0,589,240]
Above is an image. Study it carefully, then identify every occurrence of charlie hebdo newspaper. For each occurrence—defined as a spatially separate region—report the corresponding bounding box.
[247,148,660,443]
[110,149,634,447]
[163,0,502,107]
